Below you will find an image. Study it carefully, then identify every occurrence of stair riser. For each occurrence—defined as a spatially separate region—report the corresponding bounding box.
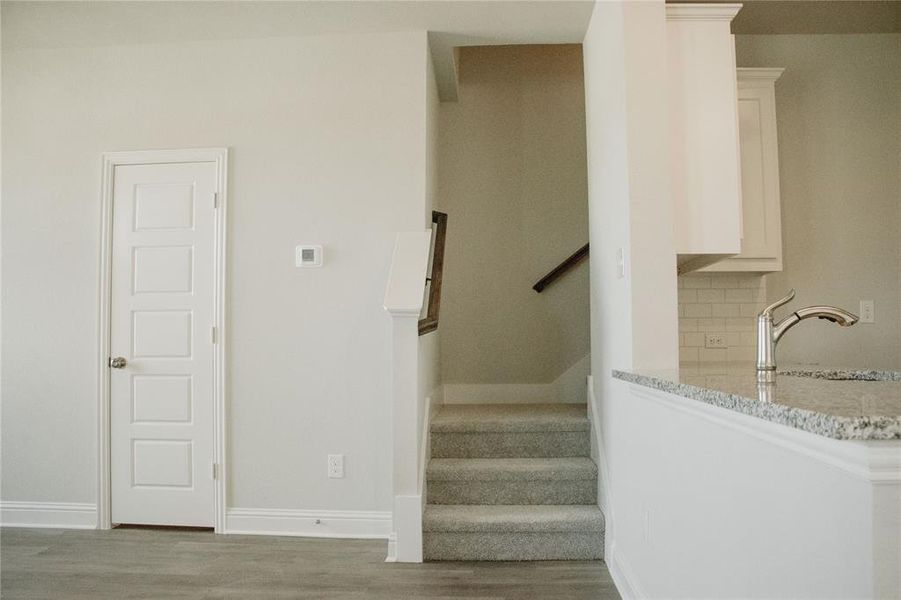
[428,480,597,505]
[424,531,604,561]
[431,431,590,458]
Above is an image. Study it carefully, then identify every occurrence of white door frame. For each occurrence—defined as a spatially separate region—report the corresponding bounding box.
[97,148,228,532]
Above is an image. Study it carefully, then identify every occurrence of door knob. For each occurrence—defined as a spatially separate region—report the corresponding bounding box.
[109,356,127,369]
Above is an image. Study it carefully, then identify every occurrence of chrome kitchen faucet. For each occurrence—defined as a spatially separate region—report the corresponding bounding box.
[756,289,859,383]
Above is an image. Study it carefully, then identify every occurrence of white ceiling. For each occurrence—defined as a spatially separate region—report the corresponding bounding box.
[2,0,597,100]
[9,1,895,100]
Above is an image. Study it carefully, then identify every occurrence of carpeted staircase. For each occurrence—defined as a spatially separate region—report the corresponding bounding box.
[423,403,605,561]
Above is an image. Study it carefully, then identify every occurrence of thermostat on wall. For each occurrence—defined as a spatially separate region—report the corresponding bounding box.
[295,245,323,268]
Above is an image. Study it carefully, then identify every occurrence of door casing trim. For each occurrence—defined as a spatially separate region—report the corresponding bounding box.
[97,148,228,532]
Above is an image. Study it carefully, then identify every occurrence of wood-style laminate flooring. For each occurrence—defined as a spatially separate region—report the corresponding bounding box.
[1,527,621,599]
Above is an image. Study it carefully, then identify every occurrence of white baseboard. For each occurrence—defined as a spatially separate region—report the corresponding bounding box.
[418,394,434,496]
[606,541,646,600]
[225,508,391,539]
[391,494,423,563]
[587,376,641,599]
[443,383,562,404]
[444,354,591,404]
[587,376,611,519]
[385,533,398,562]
[1,501,97,529]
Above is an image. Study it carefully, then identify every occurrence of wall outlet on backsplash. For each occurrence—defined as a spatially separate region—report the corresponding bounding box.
[705,333,727,349]
[859,300,875,323]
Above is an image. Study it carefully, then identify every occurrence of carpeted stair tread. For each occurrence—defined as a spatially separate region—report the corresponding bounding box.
[423,505,604,533]
[427,457,597,482]
[431,404,589,433]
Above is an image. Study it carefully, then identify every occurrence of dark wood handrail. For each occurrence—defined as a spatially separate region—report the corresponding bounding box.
[418,211,448,335]
[532,243,589,293]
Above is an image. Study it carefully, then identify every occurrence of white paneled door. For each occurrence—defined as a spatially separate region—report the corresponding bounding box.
[110,161,217,527]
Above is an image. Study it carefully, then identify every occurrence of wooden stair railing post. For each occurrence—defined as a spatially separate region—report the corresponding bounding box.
[418,211,448,335]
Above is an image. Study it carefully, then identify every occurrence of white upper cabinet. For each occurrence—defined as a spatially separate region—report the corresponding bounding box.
[667,4,744,273]
[701,68,784,272]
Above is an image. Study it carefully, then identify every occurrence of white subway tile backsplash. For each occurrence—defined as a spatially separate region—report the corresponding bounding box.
[710,277,740,289]
[680,318,698,332]
[678,273,766,363]
[740,303,763,318]
[740,276,765,289]
[740,331,757,347]
[683,332,705,347]
[681,347,700,362]
[726,318,755,332]
[712,303,741,318]
[727,346,756,362]
[724,288,753,303]
[683,303,712,318]
[678,288,698,303]
[682,276,711,289]
[698,348,727,361]
[696,289,724,303]
[697,318,726,331]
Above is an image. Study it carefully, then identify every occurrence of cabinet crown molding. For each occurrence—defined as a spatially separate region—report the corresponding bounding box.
[666,3,743,21]
[737,67,785,83]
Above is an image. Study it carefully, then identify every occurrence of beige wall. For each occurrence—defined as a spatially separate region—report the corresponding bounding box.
[2,2,432,514]
[736,34,901,370]
[438,45,590,385]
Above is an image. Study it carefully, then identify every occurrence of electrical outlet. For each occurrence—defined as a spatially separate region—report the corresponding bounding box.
[860,300,875,323]
[327,454,344,479]
[705,333,727,349]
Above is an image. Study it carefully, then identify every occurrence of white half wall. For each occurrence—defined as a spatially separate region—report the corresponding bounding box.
[1,3,434,534]
[606,382,900,599]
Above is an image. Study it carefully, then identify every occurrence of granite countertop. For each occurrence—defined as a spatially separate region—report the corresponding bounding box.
[612,363,901,440]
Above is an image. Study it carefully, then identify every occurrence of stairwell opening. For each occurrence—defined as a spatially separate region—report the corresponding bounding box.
[437,44,591,406]
[423,44,599,562]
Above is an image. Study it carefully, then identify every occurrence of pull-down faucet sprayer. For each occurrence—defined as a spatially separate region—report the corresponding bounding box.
[756,289,859,383]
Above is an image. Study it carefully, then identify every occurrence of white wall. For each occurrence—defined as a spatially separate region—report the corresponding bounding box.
[581,0,678,591]
[1,2,433,526]
[736,34,901,370]
[418,48,441,450]
[438,45,590,389]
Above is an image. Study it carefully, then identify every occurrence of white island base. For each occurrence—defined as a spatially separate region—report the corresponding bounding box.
[596,370,900,599]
